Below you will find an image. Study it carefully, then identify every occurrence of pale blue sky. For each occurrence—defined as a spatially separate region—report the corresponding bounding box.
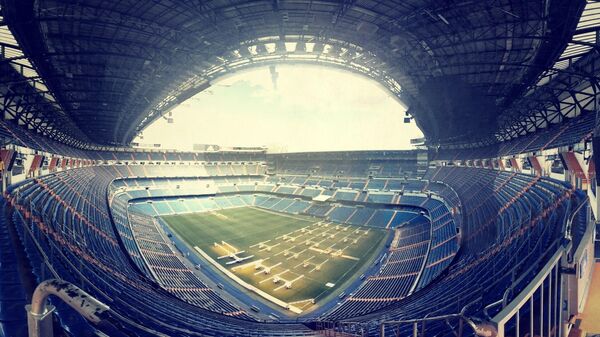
[136,65,423,152]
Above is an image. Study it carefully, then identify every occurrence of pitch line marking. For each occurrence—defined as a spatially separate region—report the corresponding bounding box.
[276,241,301,256]
[285,248,307,260]
[259,242,280,252]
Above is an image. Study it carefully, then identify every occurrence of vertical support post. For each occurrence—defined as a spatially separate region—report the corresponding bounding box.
[554,264,561,337]
[27,280,109,337]
[516,309,520,337]
[413,322,418,337]
[541,285,544,337]
[26,304,55,337]
[1,170,7,194]
[530,296,534,337]
[548,273,551,337]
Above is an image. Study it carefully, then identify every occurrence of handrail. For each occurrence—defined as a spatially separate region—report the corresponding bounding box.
[29,279,110,323]
[483,299,503,321]
[322,297,490,337]
[379,312,468,325]
[27,279,111,337]
[564,196,587,242]
[492,247,565,327]
[379,313,497,337]
[377,297,483,326]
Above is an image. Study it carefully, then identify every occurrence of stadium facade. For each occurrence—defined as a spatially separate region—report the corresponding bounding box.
[0,1,599,337]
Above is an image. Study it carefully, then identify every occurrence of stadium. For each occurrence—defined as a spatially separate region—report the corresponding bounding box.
[0,1,599,337]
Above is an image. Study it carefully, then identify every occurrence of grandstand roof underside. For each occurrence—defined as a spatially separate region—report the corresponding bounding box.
[1,0,596,148]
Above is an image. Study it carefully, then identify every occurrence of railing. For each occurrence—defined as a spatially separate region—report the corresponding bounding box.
[313,313,493,337]
[564,196,588,245]
[26,279,110,337]
[378,313,495,337]
[312,298,492,337]
[488,196,589,337]
[491,247,565,337]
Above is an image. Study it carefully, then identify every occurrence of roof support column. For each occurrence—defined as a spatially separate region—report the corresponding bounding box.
[559,151,588,190]
[527,155,543,177]
[509,158,521,173]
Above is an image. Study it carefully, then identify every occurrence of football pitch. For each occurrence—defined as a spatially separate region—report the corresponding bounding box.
[161,206,387,310]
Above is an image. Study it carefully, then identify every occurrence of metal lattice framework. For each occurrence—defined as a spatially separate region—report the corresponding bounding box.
[496,0,600,142]
[0,0,596,149]
[0,7,92,147]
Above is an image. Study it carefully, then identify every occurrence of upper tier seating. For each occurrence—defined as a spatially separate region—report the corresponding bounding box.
[430,112,594,160]
[269,151,421,178]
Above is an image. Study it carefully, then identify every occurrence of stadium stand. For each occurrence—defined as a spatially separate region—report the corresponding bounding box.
[6,165,321,336]
[0,149,592,337]
[430,112,596,161]
[268,151,426,178]
[325,167,585,334]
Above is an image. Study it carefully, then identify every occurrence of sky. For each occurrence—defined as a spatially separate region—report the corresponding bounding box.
[135,65,424,153]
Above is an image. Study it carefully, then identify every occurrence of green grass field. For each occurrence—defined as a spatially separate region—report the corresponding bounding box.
[162,206,387,310]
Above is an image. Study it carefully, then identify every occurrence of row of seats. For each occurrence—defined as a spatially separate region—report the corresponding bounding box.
[328,215,431,318]
[269,159,419,178]
[430,112,594,160]
[126,192,419,231]
[267,175,428,192]
[117,176,444,229]
[113,174,447,231]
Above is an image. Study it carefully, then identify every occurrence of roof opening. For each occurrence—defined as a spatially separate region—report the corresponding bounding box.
[135,65,423,153]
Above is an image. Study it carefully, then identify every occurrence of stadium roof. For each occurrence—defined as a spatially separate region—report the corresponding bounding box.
[0,0,597,148]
